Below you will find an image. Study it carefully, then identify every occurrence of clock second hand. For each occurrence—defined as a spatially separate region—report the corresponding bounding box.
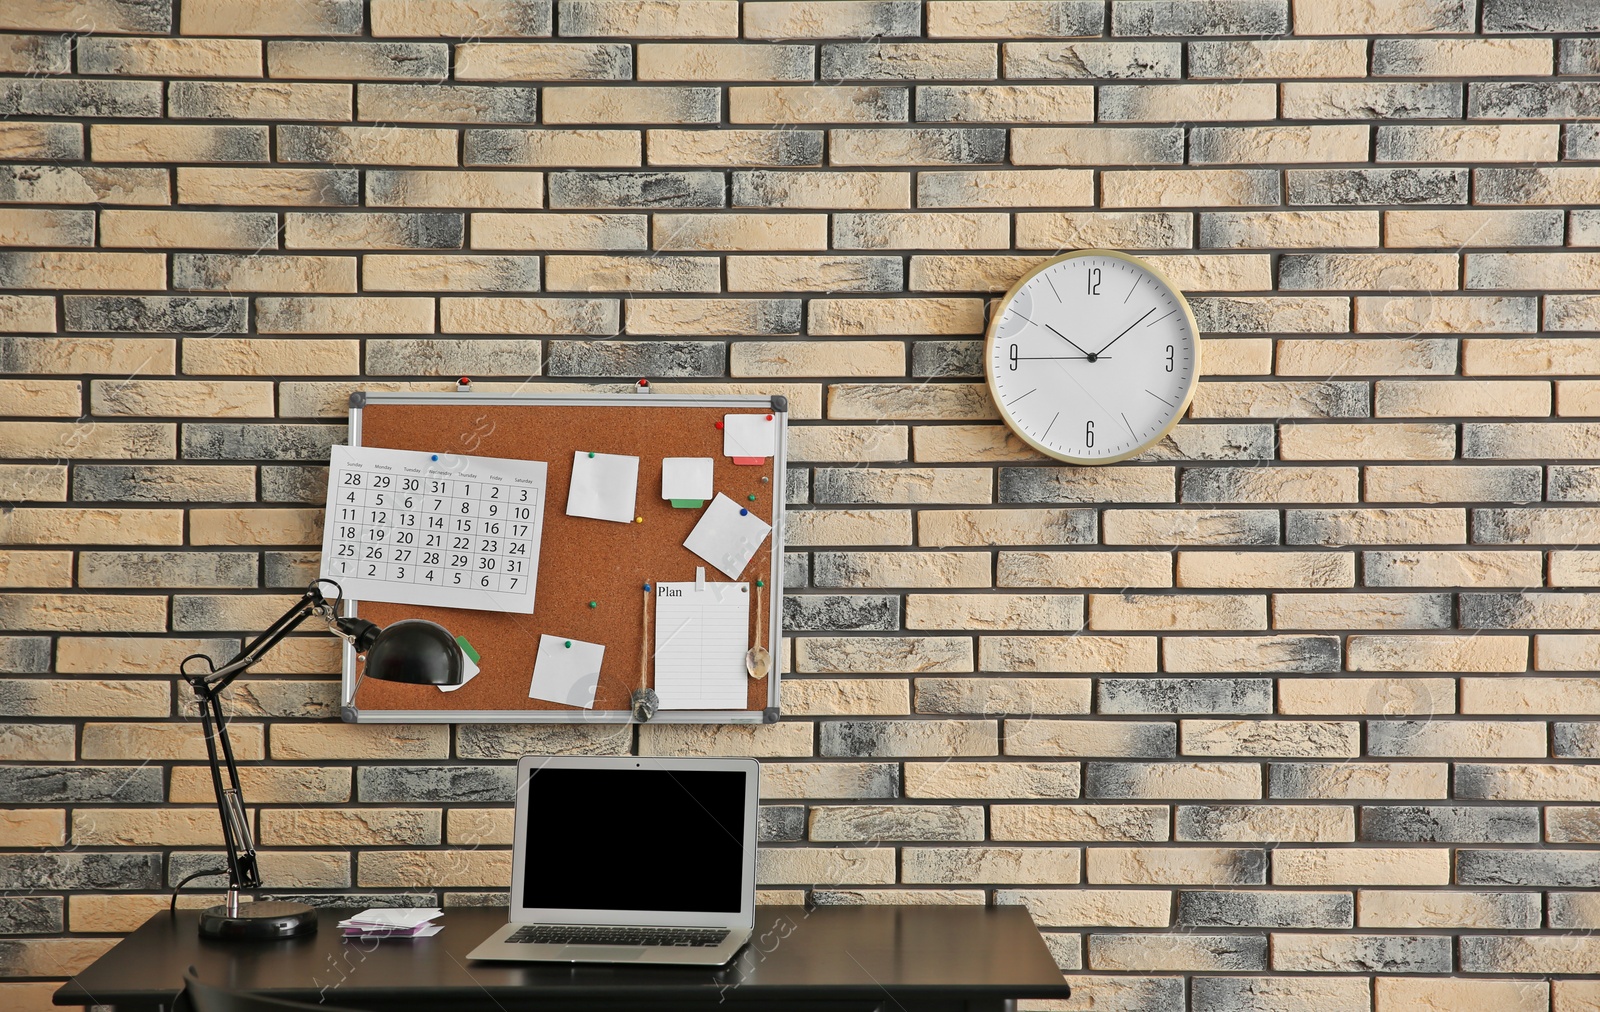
[1092,306,1156,357]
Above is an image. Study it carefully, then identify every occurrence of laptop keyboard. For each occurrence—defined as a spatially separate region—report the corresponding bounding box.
[507,925,730,948]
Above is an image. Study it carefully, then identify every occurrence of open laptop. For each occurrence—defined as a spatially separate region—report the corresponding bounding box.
[466,755,758,966]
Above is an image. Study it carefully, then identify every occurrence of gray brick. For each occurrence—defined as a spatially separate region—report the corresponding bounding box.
[784,595,899,632]
[1193,976,1366,1012]
[1474,168,1580,205]
[263,551,320,587]
[0,853,161,892]
[810,804,984,841]
[854,127,1006,165]
[548,172,725,209]
[0,120,81,159]
[1182,463,1361,502]
[822,44,997,81]
[1556,723,1600,758]
[1006,41,1180,79]
[61,296,247,335]
[0,79,161,118]
[260,891,436,909]
[1280,935,1452,973]
[1560,39,1600,74]
[1458,849,1600,887]
[1112,1,1288,37]
[358,765,516,803]
[1457,591,1536,629]
[183,424,344,461]
[1178,890,1352,929]
[0,34,71,75]
[261,466,327,504]
[784,551,810,587]
[440,891,509,907]
[546,340,725,377]
[1098,678,1274,715]
[1551,891,1600,926]
[1484,0,1600,32]
[365,338,541,377]
[454,723,630,758]
[0,638,51,674]
[759,805,805,842]
[1299,83,1462,120]
[786,469,810,506]
[1150,424,1274,462]
[1361,805,1541,844]
[1000,467,1173,504]
[0,897,63,935]
[911,341,981,379]
[169,851,349,890]
[1288,168,1468,207]
[1469,82,1600,120]
[0,765,164,804]
[1189,298,1342,336]
[1567,125,1600,161]
[78,551,257,589]
[1090,931,1267,968]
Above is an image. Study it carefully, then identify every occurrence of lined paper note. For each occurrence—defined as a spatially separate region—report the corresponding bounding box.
[653,581,750,709]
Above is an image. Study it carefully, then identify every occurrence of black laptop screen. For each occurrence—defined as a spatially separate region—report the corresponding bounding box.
[519,767,748,914]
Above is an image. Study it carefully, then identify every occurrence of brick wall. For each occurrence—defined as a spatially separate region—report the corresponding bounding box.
[3,0,1600,1008]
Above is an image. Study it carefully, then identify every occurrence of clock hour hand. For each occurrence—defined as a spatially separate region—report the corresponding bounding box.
[1092,306,1156,357]
[1042,323,1097,358]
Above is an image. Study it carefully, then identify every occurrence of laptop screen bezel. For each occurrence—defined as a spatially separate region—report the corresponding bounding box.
[508,755,759,928]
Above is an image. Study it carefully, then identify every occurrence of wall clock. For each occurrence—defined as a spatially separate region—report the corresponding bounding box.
[985,249,1200,464]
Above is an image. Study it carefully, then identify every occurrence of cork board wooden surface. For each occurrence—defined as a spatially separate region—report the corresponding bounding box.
[347,398,777,716]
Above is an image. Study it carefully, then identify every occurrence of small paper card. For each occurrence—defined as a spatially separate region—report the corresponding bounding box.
[528,634,604,708]
[684,493,771,580]
[662,457,714,508]
[438,636,480,693]
[566,451,639,524]
[722,414,777,465]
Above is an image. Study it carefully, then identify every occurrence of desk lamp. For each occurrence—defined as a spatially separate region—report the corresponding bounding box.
[179,579,462,941]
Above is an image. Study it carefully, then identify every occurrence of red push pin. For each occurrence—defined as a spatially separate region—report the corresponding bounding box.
[714,421,724,429]
[638,379,648,386]
[456,376,472,392]
[766,414,773,420]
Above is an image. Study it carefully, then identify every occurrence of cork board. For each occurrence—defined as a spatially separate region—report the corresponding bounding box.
[338,393,785,724]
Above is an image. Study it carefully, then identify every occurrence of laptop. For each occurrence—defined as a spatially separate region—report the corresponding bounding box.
[466,755,758,966]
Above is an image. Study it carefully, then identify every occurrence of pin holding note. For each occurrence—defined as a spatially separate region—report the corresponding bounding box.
[722,414,776,465]
[684,493,771,580]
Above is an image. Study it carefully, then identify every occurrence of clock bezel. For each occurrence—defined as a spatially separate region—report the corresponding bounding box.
[983,247,1202,466]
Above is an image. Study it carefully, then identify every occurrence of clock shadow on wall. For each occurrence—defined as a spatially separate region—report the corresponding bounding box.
[986,249,1201,465]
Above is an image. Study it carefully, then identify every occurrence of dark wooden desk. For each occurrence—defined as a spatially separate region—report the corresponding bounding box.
[55,905,1070,1012]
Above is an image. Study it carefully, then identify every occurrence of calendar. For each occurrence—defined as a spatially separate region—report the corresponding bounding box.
[319,444,548,614]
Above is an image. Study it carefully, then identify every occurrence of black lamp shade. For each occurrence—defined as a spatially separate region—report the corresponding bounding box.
[362,619,463,686]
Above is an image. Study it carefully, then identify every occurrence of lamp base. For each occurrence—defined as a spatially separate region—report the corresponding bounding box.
[199,900,318,941]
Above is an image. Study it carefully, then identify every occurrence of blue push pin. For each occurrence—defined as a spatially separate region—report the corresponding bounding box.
[430,454,438,461]
[740,508,749,516]
[643,583,651,591]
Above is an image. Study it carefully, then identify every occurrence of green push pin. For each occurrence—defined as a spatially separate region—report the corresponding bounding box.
[564,640,571,648]
[589,600,598,608]
[756,580,765,588]
[587,452,595,458]
[747,494,757,502]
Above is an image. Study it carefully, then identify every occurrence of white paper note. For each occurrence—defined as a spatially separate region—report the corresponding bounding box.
[528,634,604,708]
[653,581,750,709]
[565,451,639,523]
[662,457,714,504]
[683,493,772,580]
[722,414,777,464]
[320,444,547,615]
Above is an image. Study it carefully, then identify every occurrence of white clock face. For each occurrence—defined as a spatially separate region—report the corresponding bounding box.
[986,251,1199,464]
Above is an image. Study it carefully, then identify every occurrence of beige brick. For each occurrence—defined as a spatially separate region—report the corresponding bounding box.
[907,593,1080,632]
[999,888,1171,929]
[0,676,169,717]
[1145,255,1272,293]
[181,0,362,35]
[1359,889,1540,929]
[1188,39,1369,79]
[1102,170,1279,209]
[170,764,349,804]
[255,296,434,335]
[832,211,1007,251]
[1277,762,1448,801]
[360,254,539,293]
[640,721,815,757]
[1183,719,1360,758]
[781,678,908,716]
[1279,676,1457,717]
[0,720,74,760]
[472,212,645,251]
[906,760,1080,800]
[0,465,66,502]
[1274,848,1451,886]
[565,0,738,36]
[815,551,990,589]
[1293,0,1474,34]
[3,421,178,464]
[638,43,812,81]
[625,298,792,336]
[443,296,616,334]
[730,86,907,124]
[1101,508,1278,547]
[1280,422,1456,462]
[993,804,1168,843]
[1382,124,1560,165]
[1558,380,1600,416]
[90,379,272,419]
[0,208,92,248]
[904,846,1079,885]
[1556,981,1600,1012]
[1465,338,1600,379]
[1175,804,1354,842]
[1276,338,1455,377]
[1089,593,1264,632]
[1356,295,1535,335]
[1366,549,1542,589]
[0,938,117,978]
[911,424,1048,463]
[98,210,275,251]
[1380,37,1552,77]
[0,549,72,588]
[82,36,262,77]
[1087,847,1261,886]
[917,169,1091,209]
[920,85,1092,124]
[360,849,510,888]
[1463,674,1600,713]
[796,635,972,674]
[980,635,1156,673]
[0,378,78,417]
[1348,634,1527,673]
[1103,83,1275,123]
[1386,209,1561,249]
[271,723,448,760]
[0,294,57,333]
[1273,592,1448,633]
[446,808,513,846]
[454,43,634,81]
[260,808,441,847]
[731,341,902,378]
[736,171,909,211]
[743,1,913,37]
[1177,551,1353,590]
[190,508,321,546]
[466,129,638,168]
[543,86,719,125]
[787,425,907,461]
[759,761,896,799]
[0,121,81,160]
[1552,557,1600,590]
[1201,210,1378,249]
[757,847,896,886]
[370,0,553,36]
[0,251,164,291]
[1,809,65,847]
[91,123,268,165]
[365,171,543,210]
[1012,127,1183,167]
[185,338,358,376]
[649,130,821,168]
[537,254,708,293]
[1548,298,1600,334]
[178,168,357,207]
[0,507,181,545]
[1290,507,1466,546]
[786,509,912,546]
[653,213,826,252]
[1017,211,1191,250]
[71,808,230,846]
[916,677,1090,718]
[82,720,262,761]
[919,509,1093,549]
[816,301,986,339]
[1377,979,1547,1012]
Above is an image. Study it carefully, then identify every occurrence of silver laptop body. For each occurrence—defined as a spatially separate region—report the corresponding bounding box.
[466,755,758,966]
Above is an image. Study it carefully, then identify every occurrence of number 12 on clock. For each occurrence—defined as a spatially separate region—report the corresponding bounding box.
[319,444,549,615]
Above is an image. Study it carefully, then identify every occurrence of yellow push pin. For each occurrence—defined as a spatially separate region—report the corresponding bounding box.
[635,516,644,523]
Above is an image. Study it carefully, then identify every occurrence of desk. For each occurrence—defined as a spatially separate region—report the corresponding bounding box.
[55,905,1071,1012]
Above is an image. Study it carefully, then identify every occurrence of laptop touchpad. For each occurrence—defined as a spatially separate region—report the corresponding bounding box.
[564,947,646,961]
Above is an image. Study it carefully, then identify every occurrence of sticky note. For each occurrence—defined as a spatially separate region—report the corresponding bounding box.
[438,636,480,693]
[528,634,604,708]
[662,456,714,508]
[684,492,772,580]
[722,414,776,465]
[565,450,639,524]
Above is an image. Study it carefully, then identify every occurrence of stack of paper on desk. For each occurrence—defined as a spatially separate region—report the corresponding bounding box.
[339,908,444,938]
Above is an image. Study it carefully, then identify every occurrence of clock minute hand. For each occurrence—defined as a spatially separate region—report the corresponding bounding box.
[1042,323,1096,358]
[1093,306,1157,357]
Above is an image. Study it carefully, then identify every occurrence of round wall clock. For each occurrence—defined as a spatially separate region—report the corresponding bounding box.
[984,249,1200,464]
